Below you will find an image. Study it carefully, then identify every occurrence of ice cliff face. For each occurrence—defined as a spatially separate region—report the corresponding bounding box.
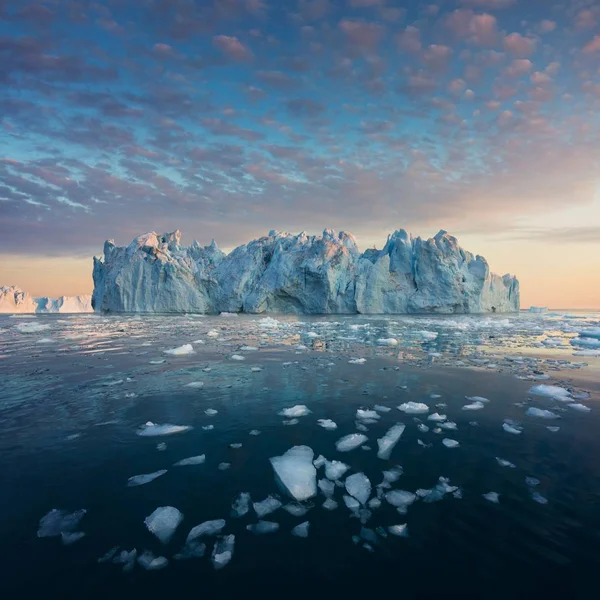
[92,229,520,314]
[0,286,92,313]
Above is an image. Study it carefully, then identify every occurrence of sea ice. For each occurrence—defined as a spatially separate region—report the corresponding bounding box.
[186,519,226,543]
[368,498,381,509]
[568,403,591,412]
[374,404,391,413]
[428,413,446,422]
[335,433,368,452]
[173,455,206,466]
[322,499,338,510]
[356,409,380,421]
[525,477,540,487]
[385,490,416,508]
[546,426,560,432]
[138,551,168,570]
[442,438,460,448]
[496,457,516,468]
[211,535,235,570]
[377,338,398,346]
[127,469,168,486]
[37,509,86,538]
[270,446,317,502]
[137,422,191,437]
[348,358,367,364]
[483,492,500,504]
[253,496,282,518]
[247,521,279,534]
[144,506,183,544]
[382,466,403,484]
[291,521,310,538]
[388,524,408,537]
[439,421,457,431]
[377,424,406,460]
[318,478,335,498]
[164,344,195,356]
[462,401,485,411]
[279,405,311,418]
[531,492,548,504]
[173,540,206,560]
[207,330,220,337]
[313,455,327,468]
[15,322,50,333]
[230,354,245,361]
[526,407,559,419]
[61,531,85,545]
[283,502,312,517]
[249,429,261,436]
[218,462,231,470]
[418,424,429,432]
[231,493,251,518]
[398,402,429,414]
[324,460,350,480]
[112,549,137,572]
[239,345,258,351]
[345,473,372,505]
[205,409,218,416]
[283,419,299,426]
[343,495,360,512]
[465,396,490,403]
[185,381,204,388]
[502,423,522,435]
[529,384,571,401]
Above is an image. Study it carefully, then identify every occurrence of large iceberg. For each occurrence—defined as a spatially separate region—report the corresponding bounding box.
[92,229,519,314]
[0,286,92,314]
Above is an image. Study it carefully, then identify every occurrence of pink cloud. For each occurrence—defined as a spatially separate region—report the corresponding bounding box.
[575,9,597,30]
[213,35,253,61]
[397,26,421,53]
[530,71,552,85]
[539,20,556,34]
[422,44,453,70]
[298,0,331,21]
[448,78,466,94]
[460,0,515,7]
[583,35,600,53]
[504,33,536,57]
[348,0,384,6]
[339,19,384,51]
[503,58,533,78]
[445,10,499,46]
[153,43,174,56]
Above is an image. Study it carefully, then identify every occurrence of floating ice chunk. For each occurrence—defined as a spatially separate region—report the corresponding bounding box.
[203,425,214,431]
[377,338,398,346]
[428,413,446,422]
[279,405,311,418]
[377,424,406,460]
[150,359,166,365]
[186,519,226,543]
[239,345,258,351]
[374,405,391,413]
[313,455,327,469]
[283,502,312,517]
[218,462,231,471]
[398,402,429,415]
[343,495,360,512]
[571,337,600,348]
[137,422,191,437]
[496,457,516,468]
[127,469,167,486]
[322,499,338,510]
[368,498,381,509]
[531,492,548,504]
[356,409,380,421]
[442,438,459,448]
[37,337,54,344]
[318,478,335,498]
[335,433,368,452]
[174,455,206,467]
[212,534,235,570]
[164,344,195,356]
[37,509,86,538]
[546,426,560,432]
[325,460,350,480]
[231,493,251,518]
[15,322,51,333]
[573,349,600,356]
[192,339,205,344]
[230,443,242,449]
[144,507,183,544]
[439,421,457,431]
[185,381,204,389]
[577,327,600,339]
[206,330,220,337]
[270,445,317,502]
[568,403,591,412]
[98,546,119,563]
[113,549,137,572]
[249,429,261,436]
[174,540,206,560]
[388,524,408,537]
[61,531,85,545]
[526,407,559,419]
[291,521,309,538]
[417,330,438,341]
[220,312,237,317]
[355,423,368,432]
[529,385,571,401]
[247,521,279,535]
[250,367,262,372]
[138,551,168,570]
[230,354,245,361]
[283,419,299,426]
[483,492,500,504]
[205,409,218,416]
[463,401,485,411]
[258,317,279,328]
[418,424,429,433]
[348,358,367,364]
[382,466,403,484]
[385,490,416,508]
[502,423,522,435]
[465,396,490,404]
[345,473,372,505]
[525,477,540,487]
[253,496,282,518]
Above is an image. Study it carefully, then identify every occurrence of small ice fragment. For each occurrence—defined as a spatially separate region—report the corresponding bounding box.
[322,499,338,510]
[138,551,168,570]
[546,426,560,432]
[231,493,251,518]
[442,438,460,448]
[318,478,335,498]
[348,358,367,364]
[205,409,218,416]
[291,521,309,537]
[324,460,350,480]
[335,433,368,452]
[239,345,258,351]
[137,423,191,437]
[428,413,446,422]
[368,498,381,509]
[192,339,205,344]
[356,409,380,421]
[418,424,429,432]
[218,462,231,471]
[529,385,571,401]
[230,443,242,449]
[230,354,245,361]
[313,455,327,469]
[283,419,299,425]
[186,381,204,389]
[385,490,416,508]
[502,423,522,435]
[283,502,312,517]
[164,344,195,356]
[270,446,317,501]
[531,492,548,504]
[251,367,262,372]
[207,330,219,337]
[568,403,591,412]
[173,455,205,467]
[483,492,500,504]
[186,519,226,543]
[345,473,372,505]
[203,425,214,431]
[174,540,206,560]
[212,534,235,570]
[150,359,166,365]
[462,401,485,411]
[144,507,183,544]
[98,547,119,563]
[127,469,168,486]
[388,524,408,537]
[355,423,368,432]
[343,495,360,512]
[247,521,279,535]
[377,338,398,346]
[61,531,85,545]
[398,402,429,415]
[37,509,87,538]
[315,419,337,432]
[374,405,391,413]
[526,407,559,419]
[525,477,540,487]
[279,405,311,418]
[377,424,406,460]
[496,457,516,468]
[465,396,490,403]
[113,549,137,572]
[249,429,261,436]
[253,496,282,518]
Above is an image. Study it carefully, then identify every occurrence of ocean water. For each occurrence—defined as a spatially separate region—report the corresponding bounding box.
[1,311,599,598]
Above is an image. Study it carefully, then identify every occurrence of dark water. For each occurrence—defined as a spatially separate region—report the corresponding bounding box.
[1,314,599,599]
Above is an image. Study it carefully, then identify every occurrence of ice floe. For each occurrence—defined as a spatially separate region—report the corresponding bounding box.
[212,534,235,569]
[317,419,337,430]
[335,433,368,452]
[345,473,371,505]
[385,490,416,508]
[279,405,311,418]
[496,457,516,468]
[187,519,226,542]
[388,524,408,537]
[526,408,559,419]
[322,499,338,510]
[318,478,336,498]
[376,424,406,460]
[502,422,523,435]
[270,445,317,502]
[37,509,86,538]
[137,422,192,437]
[231,493,251,518]
[568,403,591,412]
[253,496,282,518]
[529,384,571,401]
[230,354,245,361]
[138,551,168,570]
[377,338,398,346]
[218,462,231,470]
[442,438,459,448]
[163,344,195,356]
[428,413,446,422]
[398,402,429,414]
[462,401,485,411]
[144,506,183,544]
[483,492,500,504]
[173,455,206,466]
[61,531,85,545]
[127,469,167,486]
[291,521,310,537]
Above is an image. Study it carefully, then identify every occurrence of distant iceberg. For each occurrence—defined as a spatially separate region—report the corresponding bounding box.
[0,285,92,314]
[91,229,519,314]
[528,306,548,313]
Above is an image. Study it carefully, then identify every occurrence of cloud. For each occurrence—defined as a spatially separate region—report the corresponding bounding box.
[445,10,499,46]
[583,35,600,53]
[256,70,298,89]
[200,118,265,141]
[538,20,556,34]
[286,98,326,118]
[339,19,385,52]
[459,0,515,8]
[503,32,536,57]
[397,26,422,53]
[212,35,253,61]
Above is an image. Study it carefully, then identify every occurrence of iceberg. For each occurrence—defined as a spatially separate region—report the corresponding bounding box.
[0,285,92,314]
[270,446,317,502]
[91,229,519,314]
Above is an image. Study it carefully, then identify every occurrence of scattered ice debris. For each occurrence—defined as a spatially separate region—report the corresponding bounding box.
[385,490,416,509]
[270,445,317,502]
[463,401,485,411]
[374,404,391,413]
[439,421,458,431]
[526,407,559,419]
[417,330,438,341]
[185,381,204,389]
[250,367,262,372]
[418,424,429,433]
[502,422,523,435]
[205,409,218,416]
[61,531,86,545]
[529,384,571,401]
[239,345,259,351]
[15,322,51,333]
[313,455,327,469]
[345,473,372,505]
[546,426,560,432]
[318,478,335,498]
[291,521,310,538]
[127,469,168,487]
[568,403,591,412]
[212,535,235,570]
[377,338,398,346]
[377,424,406,460]
[483,492,500,504]
[37,509,86,538]
[398,402,429,415]
[150,359,166,365]
[336,433,368,452]
[187,519,226,542]
[173,455,206,467]
[322,499,338,510]
[203,425,215,431]
[247,521,279,535]
[137,422,191,437]
[174,540,206,560]
[348,358,367,364]
[356,409,380,421]
[218,462,231,471]
[496,457,516,468]
[249,429,261,436]
[531,492,548,505]
[164,344,195,356]
[279,405,311,418]
[428,413,446,422]
[144,506,183,544]
[112,548,138,572]
[283,419,299,426]
[253,496,282,518]
[230,354,245,361]
[442,438,460,448]
[325,460,350,480]
[138,551,168,570]
[343,495,360,512]
[388,524,408,537]
[231,493,251,518]
[206,330,220,337]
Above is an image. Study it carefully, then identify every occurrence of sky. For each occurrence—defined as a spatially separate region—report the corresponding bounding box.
[0,0,599,308]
